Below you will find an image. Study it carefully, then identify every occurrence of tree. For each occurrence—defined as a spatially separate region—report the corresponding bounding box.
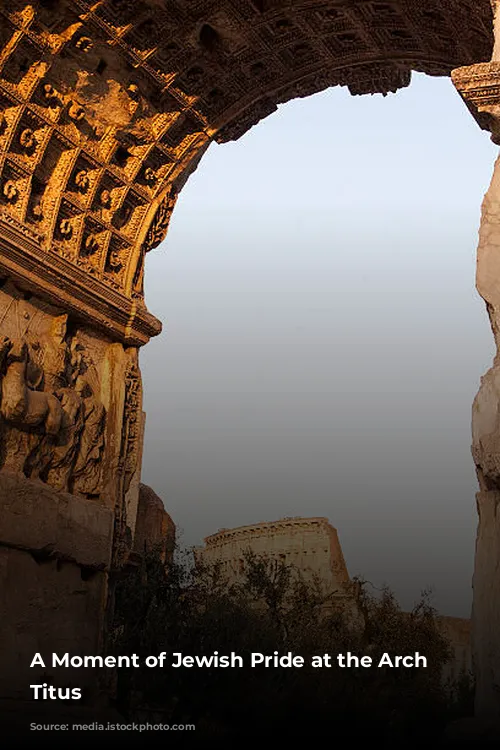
[108,545,465,740]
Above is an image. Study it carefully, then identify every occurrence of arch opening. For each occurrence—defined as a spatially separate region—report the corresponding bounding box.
[142,75,497,619]
[0,0,499,722]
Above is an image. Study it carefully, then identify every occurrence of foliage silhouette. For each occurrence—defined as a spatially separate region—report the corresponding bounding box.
[108,545,472,740]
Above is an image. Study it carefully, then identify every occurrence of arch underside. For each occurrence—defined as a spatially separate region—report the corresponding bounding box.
[0,0,492,342]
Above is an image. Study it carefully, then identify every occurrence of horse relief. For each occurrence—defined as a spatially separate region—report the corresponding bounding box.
[1,339,64,436]
[0,332,107,495]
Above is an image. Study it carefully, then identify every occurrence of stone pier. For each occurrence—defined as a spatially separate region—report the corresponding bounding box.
[453,3,500,713]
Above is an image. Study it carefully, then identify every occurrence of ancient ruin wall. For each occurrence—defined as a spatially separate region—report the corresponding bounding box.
[133,483,175,564]
[197,517,350,590]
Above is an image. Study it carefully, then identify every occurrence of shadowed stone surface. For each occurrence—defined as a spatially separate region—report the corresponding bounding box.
[0,472,114,567]
[133,483,175,563]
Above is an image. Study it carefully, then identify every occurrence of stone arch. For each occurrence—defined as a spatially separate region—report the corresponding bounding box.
[1,0,500,725]
[0,1,493,347]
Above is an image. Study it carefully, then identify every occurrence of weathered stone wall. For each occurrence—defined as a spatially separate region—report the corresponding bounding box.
[0,276,144,707]
[0,473,113,701]
[196,517,350,591]
[133,483,175,564]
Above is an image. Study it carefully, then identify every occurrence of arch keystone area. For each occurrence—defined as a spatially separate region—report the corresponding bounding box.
[0,0,499,726]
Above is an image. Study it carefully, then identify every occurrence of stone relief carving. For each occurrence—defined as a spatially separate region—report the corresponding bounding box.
[0,304,107,499]
[72,349,107,497]
[144,191,178,254]
[121,358,142,499]
[110,352,143,568]
[1,339,64,436]
[133,192,177,298]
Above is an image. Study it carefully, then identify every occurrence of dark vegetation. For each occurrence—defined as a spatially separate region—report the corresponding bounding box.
[108,547,474,741]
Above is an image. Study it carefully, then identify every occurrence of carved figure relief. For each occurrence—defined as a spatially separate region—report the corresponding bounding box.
[1,340,64,435]
[0,298,107,499]
[72,376,107,497]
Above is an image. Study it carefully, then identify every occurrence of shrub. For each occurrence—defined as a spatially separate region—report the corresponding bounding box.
[108,546,462,740]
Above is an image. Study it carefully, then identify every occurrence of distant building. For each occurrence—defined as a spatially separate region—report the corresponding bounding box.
[195,516,472,685]
[195,516,351,593]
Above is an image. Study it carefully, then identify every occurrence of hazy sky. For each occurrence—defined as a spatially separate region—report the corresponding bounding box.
[140,72,498,617]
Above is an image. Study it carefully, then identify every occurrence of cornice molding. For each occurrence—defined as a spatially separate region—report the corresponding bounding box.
[0,213,161,345]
